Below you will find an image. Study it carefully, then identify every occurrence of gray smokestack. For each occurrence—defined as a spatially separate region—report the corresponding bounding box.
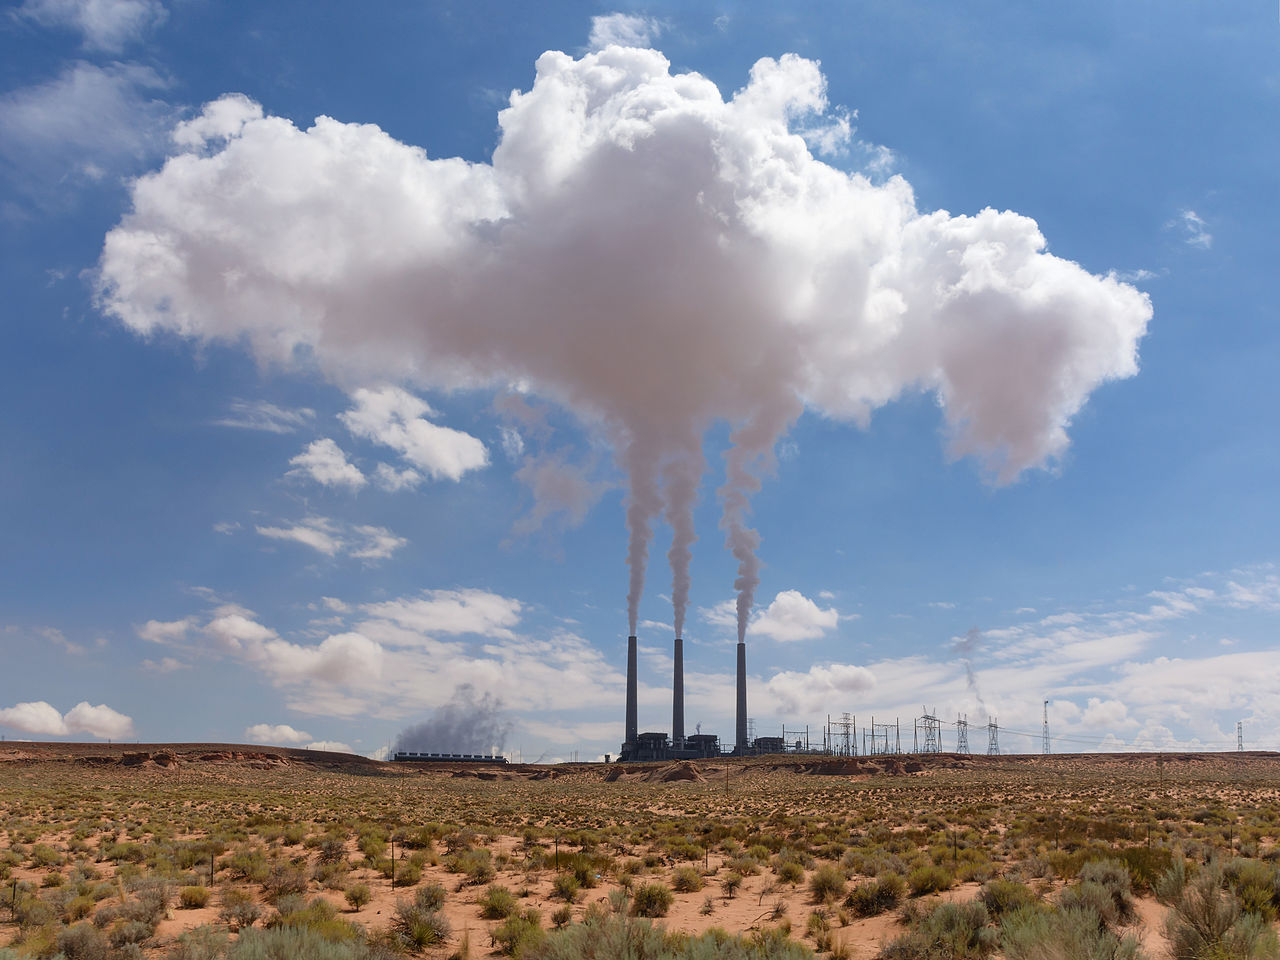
[736,641,747,752]
[672,636,684,746]
[625,635,638,747]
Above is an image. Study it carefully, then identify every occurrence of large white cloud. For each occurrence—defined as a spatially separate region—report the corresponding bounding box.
[0,700,135,739]
[750,589,840,642]
[97,42,1151,645]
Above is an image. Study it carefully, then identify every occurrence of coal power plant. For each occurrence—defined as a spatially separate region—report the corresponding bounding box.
[617,632,754,761]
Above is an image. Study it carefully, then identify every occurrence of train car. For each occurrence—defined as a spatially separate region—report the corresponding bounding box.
[391,751,508,764]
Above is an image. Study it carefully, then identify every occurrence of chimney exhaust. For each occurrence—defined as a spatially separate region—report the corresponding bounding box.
[736,641,747,753]
[672,636,684,747]
[625,635,638,747]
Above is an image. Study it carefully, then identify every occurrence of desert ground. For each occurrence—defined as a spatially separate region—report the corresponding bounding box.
[3,743,1280,958]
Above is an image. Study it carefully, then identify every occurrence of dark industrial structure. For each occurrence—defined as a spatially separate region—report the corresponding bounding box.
[392,751,508,763]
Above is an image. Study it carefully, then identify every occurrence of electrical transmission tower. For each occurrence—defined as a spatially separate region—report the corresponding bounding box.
[864,717,900,756]
[834,713,855,757]
[986,717,1000,756]
[956,714,970,754]
[1238,722,1244,752]
[915,706,941,754]
[1042,700,1050,754]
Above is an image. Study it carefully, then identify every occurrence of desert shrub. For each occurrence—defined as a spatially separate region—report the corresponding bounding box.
[392,861,422,887]
[526,913,812,959]
[392,893,451,950]
[262,861,309,901]
[631,883,674,918]
[481,884,519,920]
[1077,860,1136,924]
[672,866,704,893]
[979,879,1036,919]
[266,896,359,942]
[551,905,573,929]
[553,872,582,902]
[492,908,546,956]
[446,847,494,885]
[846,873,905,918]
[64,894,95,921]
[809,864,846,903]
[1161,864,1280,960]
[109,918,156,948]
[1001,905,1144,960]
[228,926,383,959]
[1224,858,1280,921]
[345,883,371,911]
[907,863,953,896]
[179,885,211,909]
[318,835,348,864]
[57,922,111,960]
[879,900,996,960]
[169,924,230,960]
[722,873,743,898]
[776,860,805,885]
[1059,882,1123,930]
[30,844,64,868]
[1115,847,1175,893]
[415,884,447,911]
[219,887,263,929]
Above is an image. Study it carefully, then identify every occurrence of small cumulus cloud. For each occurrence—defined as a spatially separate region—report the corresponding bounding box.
[244,722,312,744]
[288,438,366,490]
[341,386,487,483]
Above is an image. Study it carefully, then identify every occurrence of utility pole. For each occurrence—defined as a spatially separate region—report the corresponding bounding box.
[1237,722,1244,752]
[986,717,999,756]
[1042,700,1050,755]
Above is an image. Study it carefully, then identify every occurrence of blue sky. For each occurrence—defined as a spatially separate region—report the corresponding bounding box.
[2,1,1278,760]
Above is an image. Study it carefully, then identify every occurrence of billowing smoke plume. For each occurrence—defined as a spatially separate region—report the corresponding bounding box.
[96,45,1152,638]
[393,684,512,755]
[952,627,987,713]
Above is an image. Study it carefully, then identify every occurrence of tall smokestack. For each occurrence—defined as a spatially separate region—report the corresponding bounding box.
[672,636,684,747]
[625,635,638,747]
[736,641,747,752]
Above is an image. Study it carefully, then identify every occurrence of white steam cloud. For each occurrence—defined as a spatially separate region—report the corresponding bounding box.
[393,684,512,756]
[96,44,1151,645]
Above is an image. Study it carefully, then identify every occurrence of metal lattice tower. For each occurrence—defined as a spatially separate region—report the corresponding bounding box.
[956,714,970,754]
[916,706,941,754]
[864,716,900,756]
[1042,700,1050,755]
[833,712,855,757]
[986,717,1000,756]
[1237,722,1244,752]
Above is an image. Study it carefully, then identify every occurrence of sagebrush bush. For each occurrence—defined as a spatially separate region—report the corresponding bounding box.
[344,883,371,911]
[846,873,905,917]
[1001,904,1144,960]
[880,900,996,960]
[179,885,211,909]
[907,863,953,896]
[808,864,846,903]
[671,866,704,893]
[392,894,451,950]
[481,884,519,920]
[631,882,675,918]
